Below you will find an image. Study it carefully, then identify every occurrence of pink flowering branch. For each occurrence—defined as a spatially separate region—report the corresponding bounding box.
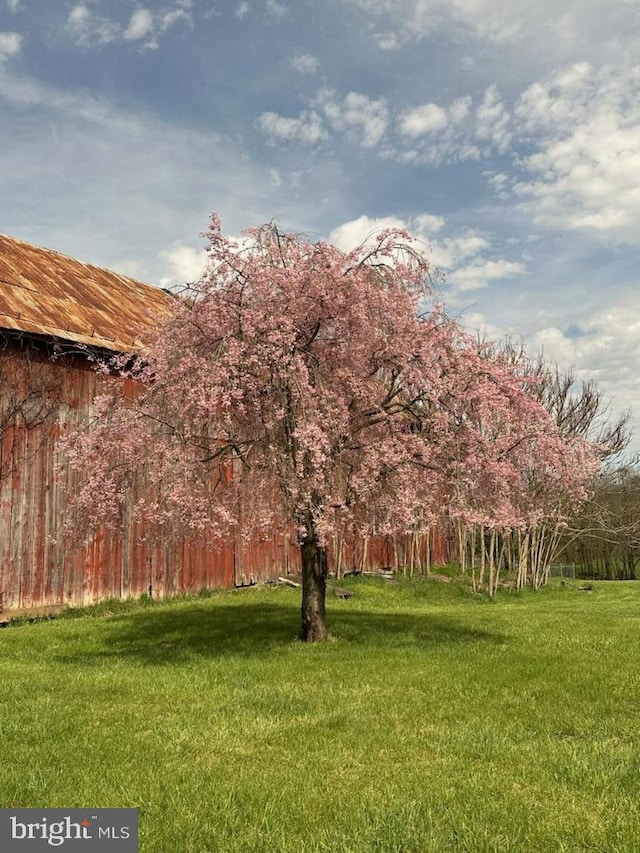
[62,214,601,639]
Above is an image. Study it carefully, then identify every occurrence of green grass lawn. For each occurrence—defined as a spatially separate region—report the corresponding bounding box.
[1,577,639,852]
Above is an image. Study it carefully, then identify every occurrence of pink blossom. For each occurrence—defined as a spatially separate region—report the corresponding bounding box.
[61,214,600,635]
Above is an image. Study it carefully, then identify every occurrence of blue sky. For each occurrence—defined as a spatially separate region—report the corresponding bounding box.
[1,0,639,452]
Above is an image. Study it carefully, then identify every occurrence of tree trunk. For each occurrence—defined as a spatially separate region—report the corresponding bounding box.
[300,532,329,642]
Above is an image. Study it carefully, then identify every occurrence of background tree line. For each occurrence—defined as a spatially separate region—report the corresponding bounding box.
[451,345,637,590]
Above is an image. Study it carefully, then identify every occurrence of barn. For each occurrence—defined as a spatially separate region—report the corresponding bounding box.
[0,235,450,616]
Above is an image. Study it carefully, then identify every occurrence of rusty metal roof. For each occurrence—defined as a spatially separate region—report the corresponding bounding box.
[0,233,174,352]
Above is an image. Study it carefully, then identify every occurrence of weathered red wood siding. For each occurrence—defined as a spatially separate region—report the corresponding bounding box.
[0,343,240,611]
[0,342,450,613]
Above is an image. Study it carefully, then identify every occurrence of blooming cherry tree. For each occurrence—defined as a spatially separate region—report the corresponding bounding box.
[64,215,599,640]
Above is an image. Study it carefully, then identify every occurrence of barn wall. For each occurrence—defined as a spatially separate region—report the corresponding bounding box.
[0,342,241,611]
[0,341,450,613]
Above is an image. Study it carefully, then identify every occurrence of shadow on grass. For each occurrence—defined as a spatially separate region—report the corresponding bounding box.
[55,600,507,666]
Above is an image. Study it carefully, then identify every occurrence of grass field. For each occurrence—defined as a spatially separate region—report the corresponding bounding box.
[1,577,639,852]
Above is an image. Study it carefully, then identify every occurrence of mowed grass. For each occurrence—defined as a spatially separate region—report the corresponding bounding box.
[1,578,640,852]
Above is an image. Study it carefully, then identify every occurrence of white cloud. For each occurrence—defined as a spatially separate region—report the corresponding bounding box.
[328,63,637,244]
[386,94,483,165]
[414,213,445,233]
[124,9,154,41]
[68,5,88,26]
[67,4,120,46]
[475,84,511,153]
[341,0,640,67]
[485,171,509,191]
[269,168,282,188]
[0,31,22,61]
[514,62,593,134]
[447,258,526,292]
[531,308,640,384]
[456,297,640,458]
[329,214,480,261]
[448,96,472,125]
[428,232,490,269]
[328,213,526,294]
[290,52,319,75]
[257,87,479,165]
[329,214,409,252]
[417,226,527,294]
[530,299,640,450]
[158,243,208,287]
[6,0,21,13]
[236,2,250,18]
[511,64,640,239]
[258,109,328,145]
[159,8,192,31]
[265,0,286,18]
[399,102,448,137]
[456,309,506,344]
[374,31,399,50]
[67,3,190,48]
[443,0,524,43]
[317,89,388,148]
